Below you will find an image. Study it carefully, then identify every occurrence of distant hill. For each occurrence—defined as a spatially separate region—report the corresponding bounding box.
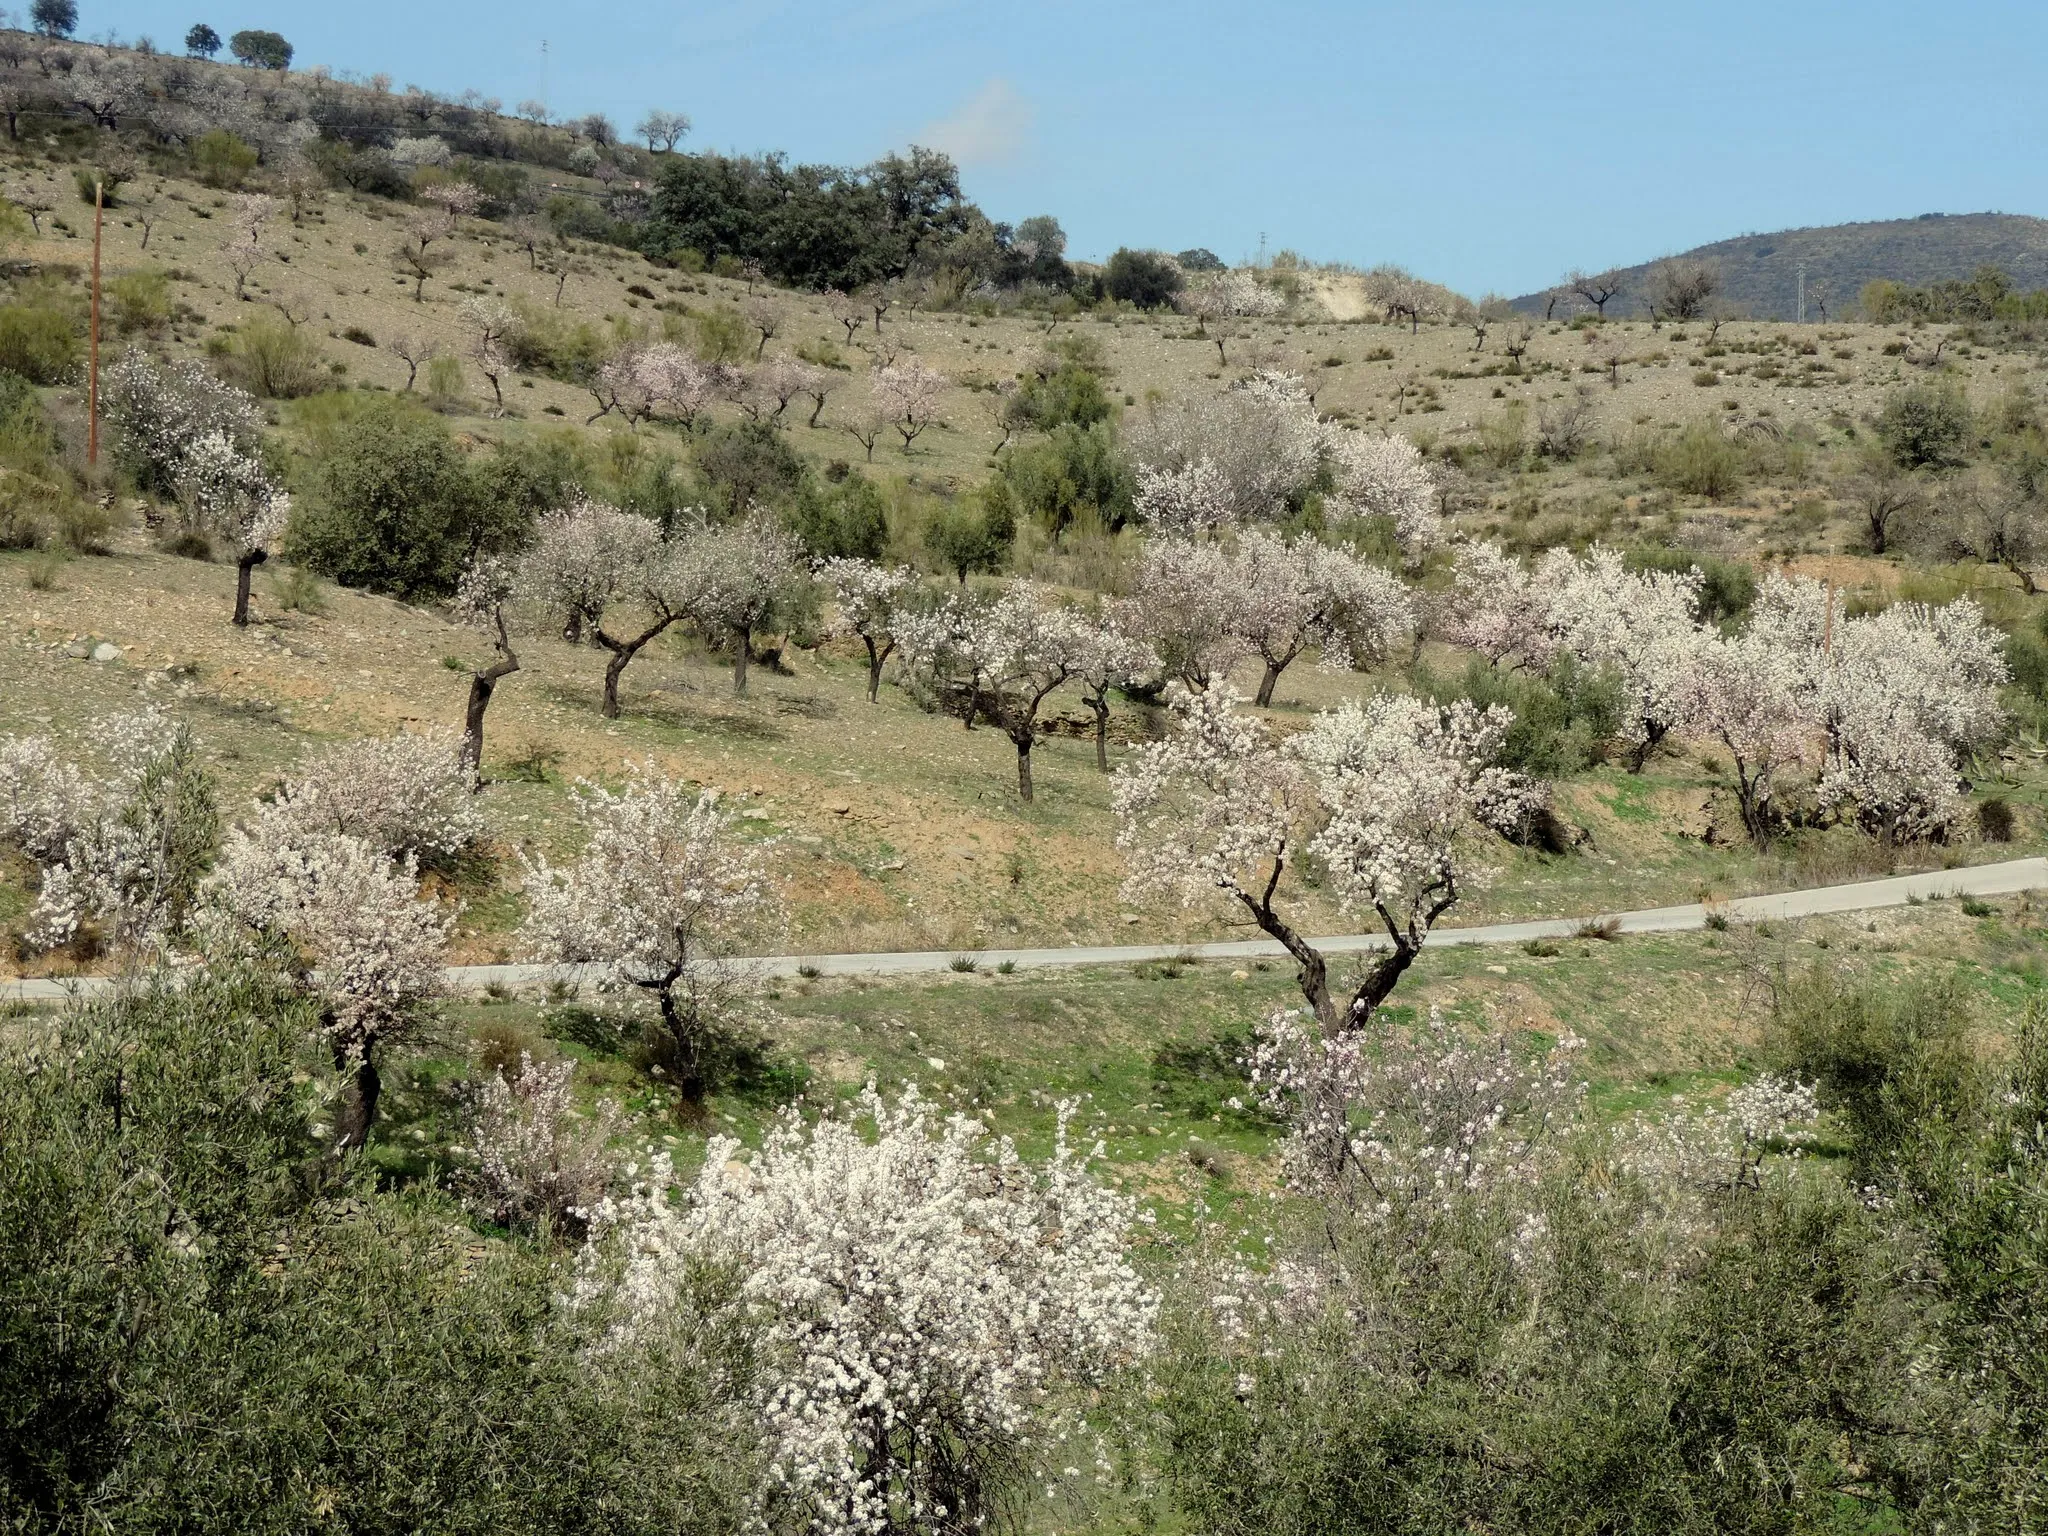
[1514,213,2048,320]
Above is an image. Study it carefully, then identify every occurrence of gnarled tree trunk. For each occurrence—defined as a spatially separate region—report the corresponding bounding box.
[233,548,267,627]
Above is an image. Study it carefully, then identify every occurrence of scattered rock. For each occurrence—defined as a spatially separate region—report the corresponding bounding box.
[878,859,905,872]
[826,801,851,816]
[1121,914,1141,925]
[62,641,87,658]
[1485,964,1508,975]
[1230,969,1249,981]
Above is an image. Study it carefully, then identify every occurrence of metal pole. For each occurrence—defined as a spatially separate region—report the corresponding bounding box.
[87,178,101,467]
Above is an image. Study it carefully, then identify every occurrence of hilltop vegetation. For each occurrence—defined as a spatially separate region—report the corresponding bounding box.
[1513,211,2048,321]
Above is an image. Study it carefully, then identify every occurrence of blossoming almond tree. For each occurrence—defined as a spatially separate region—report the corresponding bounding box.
[8,711,220,956]
[453,553,520,777]
[1115,687,1536,1032]
[1540,544,1709,771]
[870,357,945,452]
[208,825,452,1150]
[575,1085,1157,1536]
[1324,427,1443,562]
[1441,540,1553,669]
[1133,456,1237,538]
[466,1052,622,1236]
[1230,530,1415,707]
[1072,603,1159,772]
[1125,375,1323,527]
[175,429,292,626]
[1817,596,2007,841]
[897,582,1095,802]
[516,499,688,718]
[675,512,810,696]
[520,770,774,1102]
[1678,573,1830,844]
[1250,1001,1585,1202]
[820,556,915,702]
[1177,268,1285,364]
[261,729,484,862]
[1128,536,1244,690]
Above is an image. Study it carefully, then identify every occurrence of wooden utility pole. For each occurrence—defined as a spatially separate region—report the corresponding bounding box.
[87,177,101,467]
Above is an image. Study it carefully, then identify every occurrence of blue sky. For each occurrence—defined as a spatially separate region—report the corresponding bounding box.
[78,0,2048,295]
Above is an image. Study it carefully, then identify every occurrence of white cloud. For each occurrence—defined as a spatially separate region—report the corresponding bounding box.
[920,78,1033,167]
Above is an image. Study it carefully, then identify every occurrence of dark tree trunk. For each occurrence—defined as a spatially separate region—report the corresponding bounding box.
[1091,693,1110,771]
[1626,721,1668,775]
[1234,876,1336,1032]
[462,648,521,779]
[595,616,674,719]
[1014,738,1034,803]
[233,549,266,626]
[331,1044,382,1152]
[1254,658,1286,708]
[656,983,705,1104]
[731,625,751,695]
[862,635,894,703]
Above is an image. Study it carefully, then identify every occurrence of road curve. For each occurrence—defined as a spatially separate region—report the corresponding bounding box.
[5,857,2043,1005]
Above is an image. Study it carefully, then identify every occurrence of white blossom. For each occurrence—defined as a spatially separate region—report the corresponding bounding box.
[1133,457,1239,537]
[1229,529,1414,705]
[820,557,916,701]
[1249,1003,1585,1204]
[1619,1075,1818,1194]
[1324,428,1442,559]
[259,729,484,862]
[1115,686,1534,1031]
[1125,379,1323,526]
[520,768,774,1098]
[207,820,451,1143]
[6,710,215,954]
[1127,536,1246,690]
[1817,597,2007,841]
[896,581,1099,801]
[576,1086,1156,1536]
[466,1052,621,1234]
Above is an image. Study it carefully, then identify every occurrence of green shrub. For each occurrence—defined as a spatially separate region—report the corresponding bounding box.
[0,302,80,384]
[692,419,804,519]
[1626,545,1757,622]
[106,270,171,335]
[0,969,757,1533]
[1000,421,1133,541]
[221,312,327,399]
[290,397,504,597]
[190,128,259,189]
[923,481,1015,581]
[1422,653,1625,775]
[424,354,465,410]
[1876,382,1972,469]
[1102,248,1182,309]
[786,472,889,560]
[1653,420,1744,499]
[1765,967,1978,1180]
[505,302,609,383]
[690,307,751,366]
[1005,364,1112,433]
[71,166,125,206]
[1473,400,1527,470]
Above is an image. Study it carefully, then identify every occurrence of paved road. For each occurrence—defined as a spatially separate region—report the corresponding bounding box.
[6,857,2043,1005]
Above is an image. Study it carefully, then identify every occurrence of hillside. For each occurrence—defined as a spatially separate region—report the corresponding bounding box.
[1516,211,2048,319]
